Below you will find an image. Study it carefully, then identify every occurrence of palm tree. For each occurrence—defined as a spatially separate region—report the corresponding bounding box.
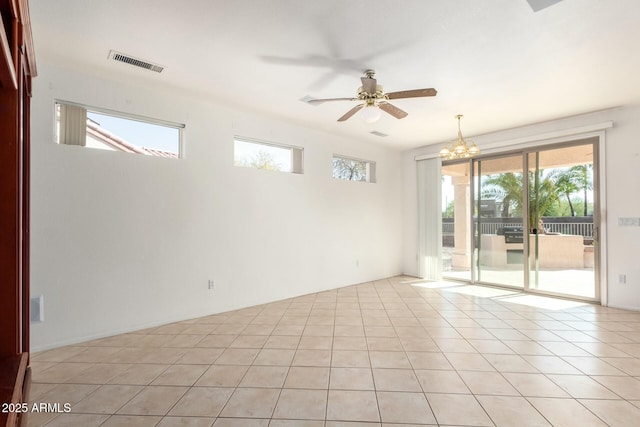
[481,171,558,230]
[552,168,579,216]
[571,164,593,216]
[482,173,522,217]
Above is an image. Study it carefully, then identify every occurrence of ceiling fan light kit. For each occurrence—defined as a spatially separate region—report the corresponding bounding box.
[360,105,382,123]
[438,115,480,160]
[307,70,437,122]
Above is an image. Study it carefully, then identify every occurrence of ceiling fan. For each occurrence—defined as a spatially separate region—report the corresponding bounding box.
[306,70,437,122]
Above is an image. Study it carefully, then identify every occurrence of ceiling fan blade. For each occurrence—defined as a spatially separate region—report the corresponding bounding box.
[386,88,437,99]
[338,104,365,122]
[361,76,377,94]
[307,97,357,105]
[378,102,408,119]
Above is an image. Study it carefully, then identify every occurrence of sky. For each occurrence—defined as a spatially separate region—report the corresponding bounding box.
[87,111,181,154]
[234,139,292,172]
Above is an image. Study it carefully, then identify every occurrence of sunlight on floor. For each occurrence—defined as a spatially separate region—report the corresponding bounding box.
[494,294,590,310]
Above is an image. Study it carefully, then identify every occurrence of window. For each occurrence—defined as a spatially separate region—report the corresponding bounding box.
[55,101,183,158]
[332,155,376,183]
[234,137,303,174]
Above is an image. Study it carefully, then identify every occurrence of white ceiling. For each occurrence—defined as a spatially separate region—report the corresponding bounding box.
[30,0,640,150]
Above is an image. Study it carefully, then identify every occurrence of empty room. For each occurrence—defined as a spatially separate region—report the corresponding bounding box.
[1,0,640,426]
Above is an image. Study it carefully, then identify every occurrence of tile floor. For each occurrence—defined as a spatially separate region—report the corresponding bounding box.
[27,276,640,426]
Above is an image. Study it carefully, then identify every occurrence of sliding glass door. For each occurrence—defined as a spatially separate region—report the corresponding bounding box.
[440,139,598,301]
[475,154,526,288]
[527,143,597,299]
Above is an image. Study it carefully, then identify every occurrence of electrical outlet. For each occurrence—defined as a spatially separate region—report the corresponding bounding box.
[31,295,44,322]
[619,274,627,284]
[208,279,215,290]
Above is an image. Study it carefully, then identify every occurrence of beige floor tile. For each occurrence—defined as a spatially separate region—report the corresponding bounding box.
[502,373,569,397]
[175,348,224,364]
[365,326,398,337]
[377,391,436,424]
[34,362,94,383]
[41,413,110,427]
[65,363,132,384]
[72,384,143,414]
[298,336,333,350]
[527,397,608,427]
[253,349,295,366]
[332,350,371,367]
[521,355,581,374]
[326,422,380,427]
[600,357,640,376]
[157,417,215,427]
[434,339,478,353]
[117,385,188,415]
[367,337,404,351]
[330,367,375,390]
[283,366,329,389]
[168,387,233,417]
[426,393,493,426]
[539,341,593,357]
[101,415,163,426]
[32,346,87,362]
[406,352,453,370]
[229,335,269,348]
[414,369,470,394]
[502,340,553,356]
[272,324,305,335]
[163,334,206,348]
[372,368,421,392]
[239,366,289,388]
[333,336,368,350]
[369,351,412,369]
[213,419,269,426]
[591,375,640,399]
[326,390,380,422]
[444,353,495,371]
[562,355,625,375]
[292,349,332,367]
[263,335,300,349]
[399,337,440,352]
[196,365,249,387]
[107,364,170,385]
[214,348,260,365]
[458,371,519,396]
[33,383,100,406]
[70,346,124,363]
[303,325,334,336]
[151,364,208,386]
[196,334,238,348]
[219,388,280,418]
[26,279,640,426]
[482,353,539,373]
[477,395,551,427]
[272,388,327,420]
[468,339,515,354]
[241,324,276,335]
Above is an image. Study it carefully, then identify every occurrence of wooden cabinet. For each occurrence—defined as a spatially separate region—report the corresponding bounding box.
[0,0,36,425]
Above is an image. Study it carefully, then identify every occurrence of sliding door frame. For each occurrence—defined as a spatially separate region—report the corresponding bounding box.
[440,132,606,303]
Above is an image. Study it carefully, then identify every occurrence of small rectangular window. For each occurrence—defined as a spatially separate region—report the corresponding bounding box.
[55,101,184,158]
[332,155,376,183]
[234,137,303,174]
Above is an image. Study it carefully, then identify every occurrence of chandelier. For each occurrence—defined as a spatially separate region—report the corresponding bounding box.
[438,114,480,160]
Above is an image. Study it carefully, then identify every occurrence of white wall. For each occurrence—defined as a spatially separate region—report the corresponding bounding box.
[403,106,640,311]
[30,63,404,350]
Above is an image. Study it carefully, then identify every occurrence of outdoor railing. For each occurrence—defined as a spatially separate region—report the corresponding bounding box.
[442,218,593,238]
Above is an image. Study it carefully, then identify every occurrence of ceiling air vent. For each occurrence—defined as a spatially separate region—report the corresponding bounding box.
[370,131,388,137]
[108,50,164,73]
